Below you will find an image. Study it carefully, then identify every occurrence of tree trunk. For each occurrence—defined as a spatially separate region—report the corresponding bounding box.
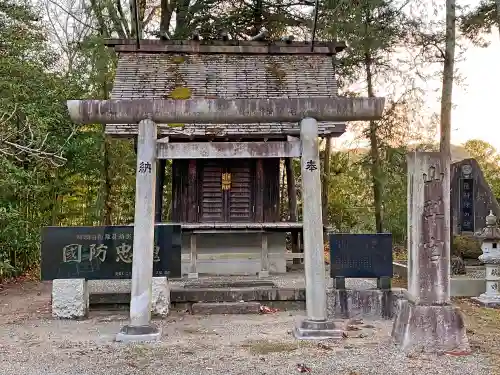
[253,0,264,35]
[440,0,456,157]
[362,6,384,234]
[100,73,112,225]
[495,0,500,39]
[160,0,174,37]
[129,0,144,38]
[442,0,457,269]
[102,135,112,225]
[365,54,384,233]
[93,16,113,226]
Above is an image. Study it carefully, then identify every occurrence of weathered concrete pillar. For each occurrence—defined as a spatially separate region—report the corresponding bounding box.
[392,152,469,353]
[294,117,343,340]
[188,234,198,279]
[116,119,160,343]
[259,233,270,278]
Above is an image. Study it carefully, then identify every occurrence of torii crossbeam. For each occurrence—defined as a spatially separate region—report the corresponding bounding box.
[66,97,385,124]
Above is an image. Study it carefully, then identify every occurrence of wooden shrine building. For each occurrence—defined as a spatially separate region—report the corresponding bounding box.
[104,38,346,277]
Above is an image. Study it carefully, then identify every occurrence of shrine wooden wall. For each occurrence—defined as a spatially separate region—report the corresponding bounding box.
[171,158,280,223]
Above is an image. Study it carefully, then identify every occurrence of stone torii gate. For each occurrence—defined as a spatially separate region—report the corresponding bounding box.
[67,96,385,342]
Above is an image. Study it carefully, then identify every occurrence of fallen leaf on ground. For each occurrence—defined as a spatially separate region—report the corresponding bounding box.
[259,305,279,314]
[296,363,312,372]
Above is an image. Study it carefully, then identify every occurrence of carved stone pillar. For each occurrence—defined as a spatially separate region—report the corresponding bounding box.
[392,152,469,354]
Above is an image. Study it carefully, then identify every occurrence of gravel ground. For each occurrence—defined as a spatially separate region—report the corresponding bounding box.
[0,281,493,375]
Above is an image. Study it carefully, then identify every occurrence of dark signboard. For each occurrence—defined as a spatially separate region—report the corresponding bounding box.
[329,233,393,278]
[460,178,474,232]
[41,224,181,281]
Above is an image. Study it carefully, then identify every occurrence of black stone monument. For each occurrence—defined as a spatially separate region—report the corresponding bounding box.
[451,158,500,235]
[328,233,394,320]
[41,224,182,280]
[329,233,393,287]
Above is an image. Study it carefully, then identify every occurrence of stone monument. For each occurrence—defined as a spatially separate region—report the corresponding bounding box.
[472,211,500,307]
[451,158,500,235]
[392,152,469,353]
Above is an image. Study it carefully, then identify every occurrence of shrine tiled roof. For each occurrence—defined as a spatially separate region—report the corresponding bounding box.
[105,39,346,139]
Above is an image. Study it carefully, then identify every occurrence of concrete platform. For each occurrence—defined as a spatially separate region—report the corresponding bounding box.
[87,271,378,308]
[327,288,407,320]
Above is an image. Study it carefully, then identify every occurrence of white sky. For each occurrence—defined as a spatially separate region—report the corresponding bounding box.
[452,36,500,148]
[333,0,500,151]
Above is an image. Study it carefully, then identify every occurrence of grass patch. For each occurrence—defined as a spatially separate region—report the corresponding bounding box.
[241,340,302,355]
[454,298,500,370]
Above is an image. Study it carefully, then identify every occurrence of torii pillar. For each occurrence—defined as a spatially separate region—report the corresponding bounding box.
[67,97,385,342]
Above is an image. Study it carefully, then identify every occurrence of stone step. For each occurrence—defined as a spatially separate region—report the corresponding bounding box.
[191,302,261,315]
[89,287,305,305]
[171,287,305,303]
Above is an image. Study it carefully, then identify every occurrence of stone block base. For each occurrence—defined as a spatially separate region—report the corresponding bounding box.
[151,277,170,317]
[192,301,261,314]
[115,324,161,343]
[471,295,500,308]
[327,288,406,320]
[293,319,344,340]
[258,270,270,278]
[392,300,470,354]
[52,279,89,319]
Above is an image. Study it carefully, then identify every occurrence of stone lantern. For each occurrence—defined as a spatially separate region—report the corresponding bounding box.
[473,211,500,307]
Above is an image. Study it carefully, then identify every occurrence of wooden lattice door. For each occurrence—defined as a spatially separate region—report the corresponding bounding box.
[199,160,255,222]
[199,161,224,222]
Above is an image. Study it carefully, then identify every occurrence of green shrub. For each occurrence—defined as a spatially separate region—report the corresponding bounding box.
[452,235,482,259]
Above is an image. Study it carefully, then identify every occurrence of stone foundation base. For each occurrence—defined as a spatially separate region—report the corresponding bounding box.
[392,300,470,354]
[471,295,500,308]
[52,277,171,319]
[52,279,89,319]
[293,318,344,340]
[327,288,406,320]
[151,277,170,317]
[115,324,161,343]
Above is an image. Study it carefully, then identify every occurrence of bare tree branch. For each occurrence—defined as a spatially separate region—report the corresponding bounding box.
[0,107,74,167]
